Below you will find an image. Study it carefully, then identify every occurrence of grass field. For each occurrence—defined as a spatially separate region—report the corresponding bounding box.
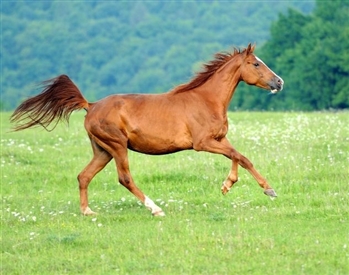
[1,111,348,274]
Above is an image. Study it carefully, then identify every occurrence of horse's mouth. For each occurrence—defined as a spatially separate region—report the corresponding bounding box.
[270,83,283,94]
[270,88,280,94]
[269,76,284,94]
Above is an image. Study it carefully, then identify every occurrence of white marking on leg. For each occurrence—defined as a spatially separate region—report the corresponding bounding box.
[222,181,231,191]
[82,206,97,215]
[144,196,165,216]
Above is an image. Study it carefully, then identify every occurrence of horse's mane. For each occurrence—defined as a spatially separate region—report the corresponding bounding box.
[174,46,253,93]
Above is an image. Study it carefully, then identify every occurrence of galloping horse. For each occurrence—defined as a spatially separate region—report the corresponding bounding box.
[11,44,283,216]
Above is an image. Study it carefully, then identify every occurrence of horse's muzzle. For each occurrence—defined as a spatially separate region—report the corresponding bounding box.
[269,76,284,94]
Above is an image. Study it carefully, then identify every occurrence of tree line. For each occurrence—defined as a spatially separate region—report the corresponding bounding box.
[4,1,346,111]
[233,0,349,111]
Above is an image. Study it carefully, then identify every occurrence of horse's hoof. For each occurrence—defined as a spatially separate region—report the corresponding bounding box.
[221,182,231,195]
[82,207,97,215]
[221,186,229,195]
[152,210,165,217]
[264,189,277,197]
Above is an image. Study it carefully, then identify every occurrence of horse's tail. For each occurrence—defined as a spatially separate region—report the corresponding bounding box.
[10,75,90,132]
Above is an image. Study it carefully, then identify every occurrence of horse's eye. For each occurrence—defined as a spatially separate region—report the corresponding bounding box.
[253,63,259,67]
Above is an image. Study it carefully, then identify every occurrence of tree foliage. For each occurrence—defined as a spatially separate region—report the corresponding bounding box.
[235,0,349,111]
[2,1,316,110]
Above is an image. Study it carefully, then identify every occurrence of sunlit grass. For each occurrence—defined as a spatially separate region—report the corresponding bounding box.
[1,111,348,274]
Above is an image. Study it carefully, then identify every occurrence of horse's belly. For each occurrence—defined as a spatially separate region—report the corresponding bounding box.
[127,130,192,155]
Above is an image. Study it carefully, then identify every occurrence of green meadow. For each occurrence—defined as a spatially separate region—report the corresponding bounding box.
[1,111,348,275]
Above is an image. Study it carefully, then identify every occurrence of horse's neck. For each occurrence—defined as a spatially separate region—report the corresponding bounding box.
[199,56,242,111]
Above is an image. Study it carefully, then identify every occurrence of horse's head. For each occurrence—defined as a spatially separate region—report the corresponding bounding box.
[240,44,284,93]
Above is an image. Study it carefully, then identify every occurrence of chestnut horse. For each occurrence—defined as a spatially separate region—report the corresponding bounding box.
[11,44,283,216]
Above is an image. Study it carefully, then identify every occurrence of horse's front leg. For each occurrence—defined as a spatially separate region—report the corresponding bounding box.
[237,154,277,197]
[113,146,165,216]
[194,137,277,197]
[221,138,277,197]
[221,159,238,195]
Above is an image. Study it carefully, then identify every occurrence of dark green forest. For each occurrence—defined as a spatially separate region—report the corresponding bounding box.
[2,0,347,111]
[238,0,349,110]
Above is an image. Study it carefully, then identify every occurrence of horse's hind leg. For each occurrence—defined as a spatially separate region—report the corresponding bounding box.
[87,121,164,216]
[78,139,112,215]
[112,145,165,216]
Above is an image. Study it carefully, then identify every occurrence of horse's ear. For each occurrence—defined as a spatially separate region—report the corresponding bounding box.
[246,43,256,55]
